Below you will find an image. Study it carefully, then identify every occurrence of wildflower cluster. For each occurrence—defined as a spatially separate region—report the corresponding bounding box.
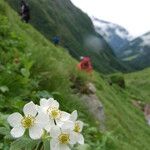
[7,98,84,150]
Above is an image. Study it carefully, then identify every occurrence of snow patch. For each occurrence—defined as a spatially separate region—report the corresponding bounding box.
[92,18,132,41]
[140,34,150,46]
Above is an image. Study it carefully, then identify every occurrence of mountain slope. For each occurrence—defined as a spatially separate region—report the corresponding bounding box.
[0,1,103,149]
[92,18,132,56]
[6,0,128,73]
[121,32,150,70]
[1,1,150,150]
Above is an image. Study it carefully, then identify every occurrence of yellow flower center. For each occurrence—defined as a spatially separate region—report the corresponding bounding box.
[21,115,35,128]
[74,123,80,133]
[58,133,70,144]
[47,107,60,119]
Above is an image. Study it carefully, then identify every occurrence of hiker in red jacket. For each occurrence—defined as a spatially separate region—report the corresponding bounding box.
[77,56,93,73]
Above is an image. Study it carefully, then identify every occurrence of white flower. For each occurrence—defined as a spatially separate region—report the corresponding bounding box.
[66,110,84,144]
[50,126,76,150]
[7,101,48,139]
[38,98,70,131]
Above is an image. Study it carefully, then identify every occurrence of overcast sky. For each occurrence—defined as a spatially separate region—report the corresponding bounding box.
[71,0,150,37]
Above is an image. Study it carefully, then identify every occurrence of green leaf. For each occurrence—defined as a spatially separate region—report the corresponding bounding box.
[51,92,62,100]
[0,86,9,93]
[11,100,26,110]
[76,144,91,150]
[43,140,50,150]
[36,90,52,99]
[4,134,14,140]
[10,137,39,150]
[21,68,30,78]
[0,127,9,135]
[0,113,9,127]
[0,143,3,149]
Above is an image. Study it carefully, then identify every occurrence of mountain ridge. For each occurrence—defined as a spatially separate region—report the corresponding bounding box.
[92,17,150,70]
[121,31,150,70]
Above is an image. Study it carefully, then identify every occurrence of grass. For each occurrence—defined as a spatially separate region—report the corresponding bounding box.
[0,0,150,149]
[93,71,150,150]
[125,68,150,102]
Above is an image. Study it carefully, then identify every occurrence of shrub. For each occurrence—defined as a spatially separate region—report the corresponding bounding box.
[109,73,125,88]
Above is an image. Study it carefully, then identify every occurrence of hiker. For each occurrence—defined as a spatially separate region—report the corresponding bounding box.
[77,56,93,73]
[52,36,60,46]
[20,0,30,23]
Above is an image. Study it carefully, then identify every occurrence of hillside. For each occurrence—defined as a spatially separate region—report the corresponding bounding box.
[1,1,150,150]
[0,1,101,149]
[92,18,132,57]
[6,0,128,73]
[121,32,150,70]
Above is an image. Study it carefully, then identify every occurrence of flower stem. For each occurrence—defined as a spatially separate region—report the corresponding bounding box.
[35,141,42,150]
[54,119,57,125]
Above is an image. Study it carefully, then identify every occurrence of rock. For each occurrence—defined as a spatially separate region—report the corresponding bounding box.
[133,102,150,125]
[80,93,105,130]
[71,80,105,129]
[132,100,144,111]
[86,83,96,94]
[70,77,95,95]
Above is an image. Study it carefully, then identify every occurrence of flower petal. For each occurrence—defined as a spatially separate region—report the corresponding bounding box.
[37,105,48,114]
[23,101,37,117]
[7,112,23,127]
[36,112,49,128]
[60,111,70,121]
[50,139,59,150]
[40,98,51,107]
[50,126,61,138]
[70,110,78,122]
[60,144,70,150]
[48,98,59,109]
[61,121,74,130]
[78,133,84,144]
[45,119,55,132]
[29,124,43,139]
[76,120,84,132]
[51,142,70,150]
[45,123,51,132]
[55,119,64,127]
[11,126,25,138]
[69,132,77,145]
